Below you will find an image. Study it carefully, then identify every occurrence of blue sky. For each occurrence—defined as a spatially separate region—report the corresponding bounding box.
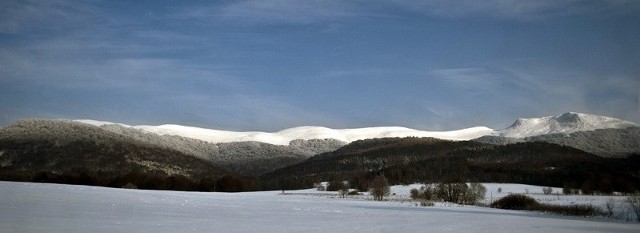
[1,0,639,131]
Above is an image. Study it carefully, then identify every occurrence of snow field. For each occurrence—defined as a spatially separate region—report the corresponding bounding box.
[2,181,638,233]
[388,183,637,221]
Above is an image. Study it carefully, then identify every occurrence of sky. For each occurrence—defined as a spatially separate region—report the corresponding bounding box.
[1,0,639,131]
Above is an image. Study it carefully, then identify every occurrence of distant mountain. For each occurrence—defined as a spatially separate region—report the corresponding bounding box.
[497,112,637,138]
[1,112,639,192]
[75,120,494,145]
[75,112,638,158]
[76,112,637,145]
[474,112,640,157]
[527,127,640,157]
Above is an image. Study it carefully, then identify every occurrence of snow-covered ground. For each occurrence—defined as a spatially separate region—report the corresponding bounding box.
[1,181,638,233]
[389,183,637,221]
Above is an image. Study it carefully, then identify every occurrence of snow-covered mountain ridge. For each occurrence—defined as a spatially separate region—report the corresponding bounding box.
[497,112,638,138]
[75,120,493,145]
[75,112,637,145]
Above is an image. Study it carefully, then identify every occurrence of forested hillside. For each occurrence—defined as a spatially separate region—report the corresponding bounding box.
[0,120,345,177]
[0,119,343,190]
[0,119,230,190]
[261,137,640,193]
[475,127,640,157]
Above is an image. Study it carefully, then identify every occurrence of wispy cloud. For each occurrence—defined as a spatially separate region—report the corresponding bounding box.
[394,0,640,20]
[431,64,639,124]
[1,0,638,129]
[174,0,640,25]
[0,0,103,33]
[178,0,361,25]
[431,68,503,91]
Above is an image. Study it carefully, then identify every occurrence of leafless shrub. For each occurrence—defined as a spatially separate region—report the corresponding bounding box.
[605,198,615,218]
[627,193,640,221]
[369,175,390,201]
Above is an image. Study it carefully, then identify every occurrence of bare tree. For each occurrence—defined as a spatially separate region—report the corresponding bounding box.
[411,184,435,201]
[327,180,345,191]
[436,182,468,204]
[628,193,640,221]
[436,182,486,205]
[605,198,616,218]
[466,183,486,205]
[369,175,390,201]
[338,181,350,198]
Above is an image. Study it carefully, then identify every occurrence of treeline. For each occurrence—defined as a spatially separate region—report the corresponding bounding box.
[1,170,262,192]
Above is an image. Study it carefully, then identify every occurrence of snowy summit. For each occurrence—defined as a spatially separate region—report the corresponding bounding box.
[497,112,638,138]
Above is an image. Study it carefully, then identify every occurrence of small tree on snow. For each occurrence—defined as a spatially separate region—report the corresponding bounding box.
[466,183,486,205]
[338,181,350,198]
[369,175,390,201]
[327,180,345,191]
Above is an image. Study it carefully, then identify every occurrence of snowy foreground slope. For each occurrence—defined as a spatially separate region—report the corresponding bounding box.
[1,182,638,233]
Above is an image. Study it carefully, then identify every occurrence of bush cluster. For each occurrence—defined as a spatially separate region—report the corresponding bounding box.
[490,194,540,210]
[369,175,390,201]
[411,182,486,205]
[490,194,601,217]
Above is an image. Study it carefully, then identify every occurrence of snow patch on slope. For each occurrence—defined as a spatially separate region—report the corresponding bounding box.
[74,119,130,127]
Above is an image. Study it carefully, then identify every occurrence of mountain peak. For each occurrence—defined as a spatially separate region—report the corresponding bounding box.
[499,112,637,138]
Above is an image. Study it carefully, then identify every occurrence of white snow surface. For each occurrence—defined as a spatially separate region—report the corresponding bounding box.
[75,112,637,145]
[74,120,494,145]
[1,181,638,233]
